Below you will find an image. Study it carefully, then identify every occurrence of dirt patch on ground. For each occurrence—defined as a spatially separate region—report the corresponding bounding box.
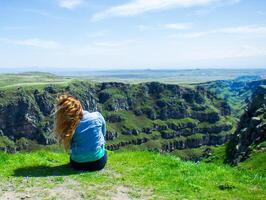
[107,185,153,200]
[0,178,84,200]
[111,186,131,200]
[0,174,154,200]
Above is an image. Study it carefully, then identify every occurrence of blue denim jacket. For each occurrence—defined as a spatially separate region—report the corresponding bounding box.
[70,111,106,163]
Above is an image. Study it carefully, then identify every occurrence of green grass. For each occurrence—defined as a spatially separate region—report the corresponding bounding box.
[203,145,228,165]
[0,73,73,89]
[0,150,265,199]
[106,111,153,132]
[166,118,199,127]
[170,144,230,163]
[238,150,266,173]
[187,133,205,140]
[237,142,266,174]
[0,136,15,149]
[171,147,205,161]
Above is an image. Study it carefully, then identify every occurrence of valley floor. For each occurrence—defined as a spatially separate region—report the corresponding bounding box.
[0,151,265,200]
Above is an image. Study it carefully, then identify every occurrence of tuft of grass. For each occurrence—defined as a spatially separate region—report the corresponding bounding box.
[171,147,205,161]
[238,145,266,174]
[203,144,228,165]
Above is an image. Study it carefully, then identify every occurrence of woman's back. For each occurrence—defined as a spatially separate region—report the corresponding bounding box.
[70,110,106,163]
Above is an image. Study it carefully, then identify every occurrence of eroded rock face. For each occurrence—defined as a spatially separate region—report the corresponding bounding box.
[0,81,234,153]
[199,78,266,117]
[0,96,43,142]
[105,130,118,140]
[34,90,55,116]
[226,86,266,165]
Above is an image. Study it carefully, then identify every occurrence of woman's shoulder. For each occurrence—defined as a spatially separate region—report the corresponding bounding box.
[81,110,103,120]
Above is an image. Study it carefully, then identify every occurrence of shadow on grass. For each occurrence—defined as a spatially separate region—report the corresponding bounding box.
[13,164,85,177]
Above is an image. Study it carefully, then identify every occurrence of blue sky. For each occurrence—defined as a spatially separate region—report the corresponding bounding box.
[0,0,266,70]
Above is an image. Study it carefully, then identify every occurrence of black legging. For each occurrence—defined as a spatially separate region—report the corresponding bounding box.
[70,152,107,171]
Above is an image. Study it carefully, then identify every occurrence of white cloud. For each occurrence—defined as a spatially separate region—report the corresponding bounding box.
[177,31,209,38]
[92,0,240,21]
[22,9,63,20]
[199,45,266,59]
[87,30,109,38]
[234,45,266,58]
[57,0,84,9]
[0,37,135,50]
[1,38,61,49]
[179,25,266,38]
[138,23,192,31]
[92,40,135,47]
[219,26,266,34]
[162,23,192,30]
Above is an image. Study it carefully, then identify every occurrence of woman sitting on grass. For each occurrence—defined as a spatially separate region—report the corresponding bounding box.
[54,95,107,171]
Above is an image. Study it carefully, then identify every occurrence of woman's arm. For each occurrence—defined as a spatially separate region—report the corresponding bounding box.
[98,113,106,137]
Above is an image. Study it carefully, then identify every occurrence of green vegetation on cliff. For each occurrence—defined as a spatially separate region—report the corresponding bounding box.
[238,141,266,173]
[199,78,266,117]
[0,78,235,158]
[0,73,265,164]
[226,85,266,165]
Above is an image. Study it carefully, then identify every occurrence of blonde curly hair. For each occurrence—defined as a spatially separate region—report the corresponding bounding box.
[54,94,83,149]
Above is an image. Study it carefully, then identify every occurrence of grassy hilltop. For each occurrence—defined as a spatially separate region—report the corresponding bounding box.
[0,150,265,200]
[0,71,265,199]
